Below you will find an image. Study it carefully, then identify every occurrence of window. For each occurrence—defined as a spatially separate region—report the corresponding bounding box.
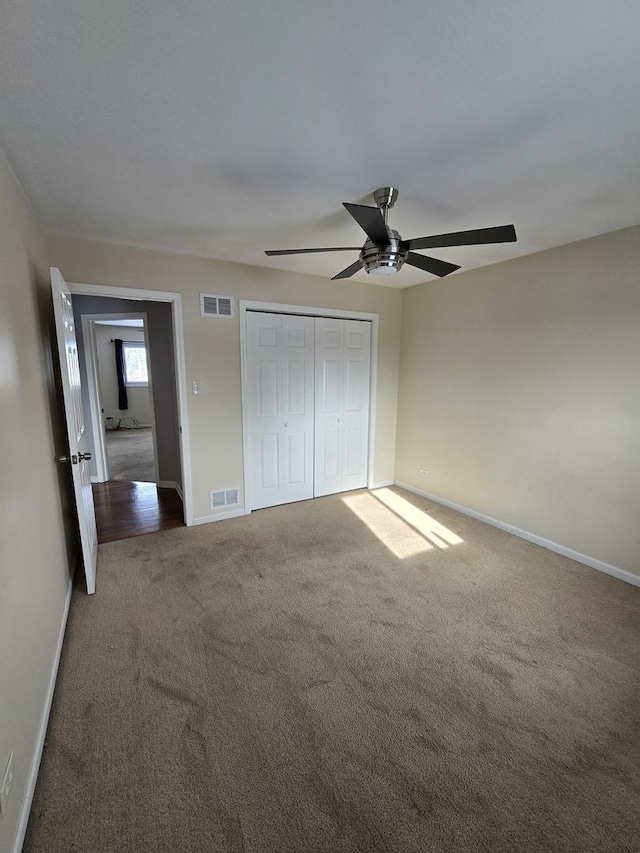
[123,342,148,386]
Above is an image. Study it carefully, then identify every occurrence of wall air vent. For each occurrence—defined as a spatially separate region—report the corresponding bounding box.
[200,293,234,318]
[209,488,240,511]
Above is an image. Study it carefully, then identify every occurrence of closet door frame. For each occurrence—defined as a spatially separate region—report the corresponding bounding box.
[239,300,379,514]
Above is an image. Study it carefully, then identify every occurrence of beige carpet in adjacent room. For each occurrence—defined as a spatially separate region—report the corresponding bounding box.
[24,487,640,852]
[106,426,155,482]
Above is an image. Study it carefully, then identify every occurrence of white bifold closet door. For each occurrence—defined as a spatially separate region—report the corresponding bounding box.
[314,317,371,497]
[246,311,315,510]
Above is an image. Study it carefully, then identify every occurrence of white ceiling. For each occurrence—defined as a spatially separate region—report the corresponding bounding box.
[1,0,639,288]
[94,319,144,327]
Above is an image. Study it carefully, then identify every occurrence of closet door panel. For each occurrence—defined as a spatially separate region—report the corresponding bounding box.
[341,320,371,492]
[259,433,279,490]
[344,425,365,477]
[247,312,314,509]
[285,430,307,485]
[280,315,315,497]
[258,359,278,416]
[322,359,341,412]
[314,317,371,496]
[314,318,343,497]
[247,313,281,508]
[322,427,340,479]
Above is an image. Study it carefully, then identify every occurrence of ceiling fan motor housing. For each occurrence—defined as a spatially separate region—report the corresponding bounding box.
[373,186,399,210]
[360,229,408,275]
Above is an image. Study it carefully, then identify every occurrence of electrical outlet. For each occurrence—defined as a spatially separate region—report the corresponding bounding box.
[0,753,14,817]
[419,469,429,478]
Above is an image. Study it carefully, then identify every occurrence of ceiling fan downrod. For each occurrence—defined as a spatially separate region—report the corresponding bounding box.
[373,186,399,226]
[362,186,406,275]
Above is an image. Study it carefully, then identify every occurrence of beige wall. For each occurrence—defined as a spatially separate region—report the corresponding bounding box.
[49,236,404,520]
[0,154,75,851]
[395,225,640,578]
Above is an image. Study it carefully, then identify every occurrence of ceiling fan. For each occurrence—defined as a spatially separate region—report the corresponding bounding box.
[265,187,517,280]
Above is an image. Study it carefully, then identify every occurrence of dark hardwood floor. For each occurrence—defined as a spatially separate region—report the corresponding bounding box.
[92,480,184,543]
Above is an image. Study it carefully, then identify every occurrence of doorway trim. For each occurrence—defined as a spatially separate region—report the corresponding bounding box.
[69,282,194,526]
[239,299,380,514]
[81,312,160,486]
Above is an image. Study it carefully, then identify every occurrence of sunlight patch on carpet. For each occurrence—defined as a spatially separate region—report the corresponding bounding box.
[342,492,433,558]
[372,488,464,549]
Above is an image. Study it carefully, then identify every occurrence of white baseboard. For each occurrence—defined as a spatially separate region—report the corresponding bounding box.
[12,577,74,853]
[395,481,640,588]
[192,507,246,526]
[369,480,395,489]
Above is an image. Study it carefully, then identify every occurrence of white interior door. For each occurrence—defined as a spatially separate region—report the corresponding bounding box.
[246,311,315,510]
[314,317,371,496]
[51,267,99,594]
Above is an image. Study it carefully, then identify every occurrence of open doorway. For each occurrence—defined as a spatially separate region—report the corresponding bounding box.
[82,314,160,484]
[71,290,191,542]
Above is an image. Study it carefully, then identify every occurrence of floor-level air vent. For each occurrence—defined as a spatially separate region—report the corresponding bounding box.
[200,293,234,318]
[210,488,240,511]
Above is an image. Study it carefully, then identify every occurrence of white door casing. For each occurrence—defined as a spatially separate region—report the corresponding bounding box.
[246,311,315,510]
[80,314,108,483]
[51,267,99,594]
[314,318,371,497]
[66,280,192,526]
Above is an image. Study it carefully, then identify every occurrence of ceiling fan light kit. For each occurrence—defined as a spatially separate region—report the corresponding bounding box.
[265,187,517,281]
[360,234,407,275]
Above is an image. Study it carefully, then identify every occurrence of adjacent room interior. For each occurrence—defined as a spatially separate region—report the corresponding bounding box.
[94,318,157,482]
[0,2,638,852]
[73,296,186,543]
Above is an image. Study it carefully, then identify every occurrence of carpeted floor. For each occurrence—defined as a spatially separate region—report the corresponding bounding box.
[24,487,640,852]
[106,426,155,482]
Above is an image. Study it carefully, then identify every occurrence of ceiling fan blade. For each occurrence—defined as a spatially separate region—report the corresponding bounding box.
[406,252,461,278]
[331,260,363,280]
[343,203,389,244]
[265,246,360,256]
[407,224,517,250]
